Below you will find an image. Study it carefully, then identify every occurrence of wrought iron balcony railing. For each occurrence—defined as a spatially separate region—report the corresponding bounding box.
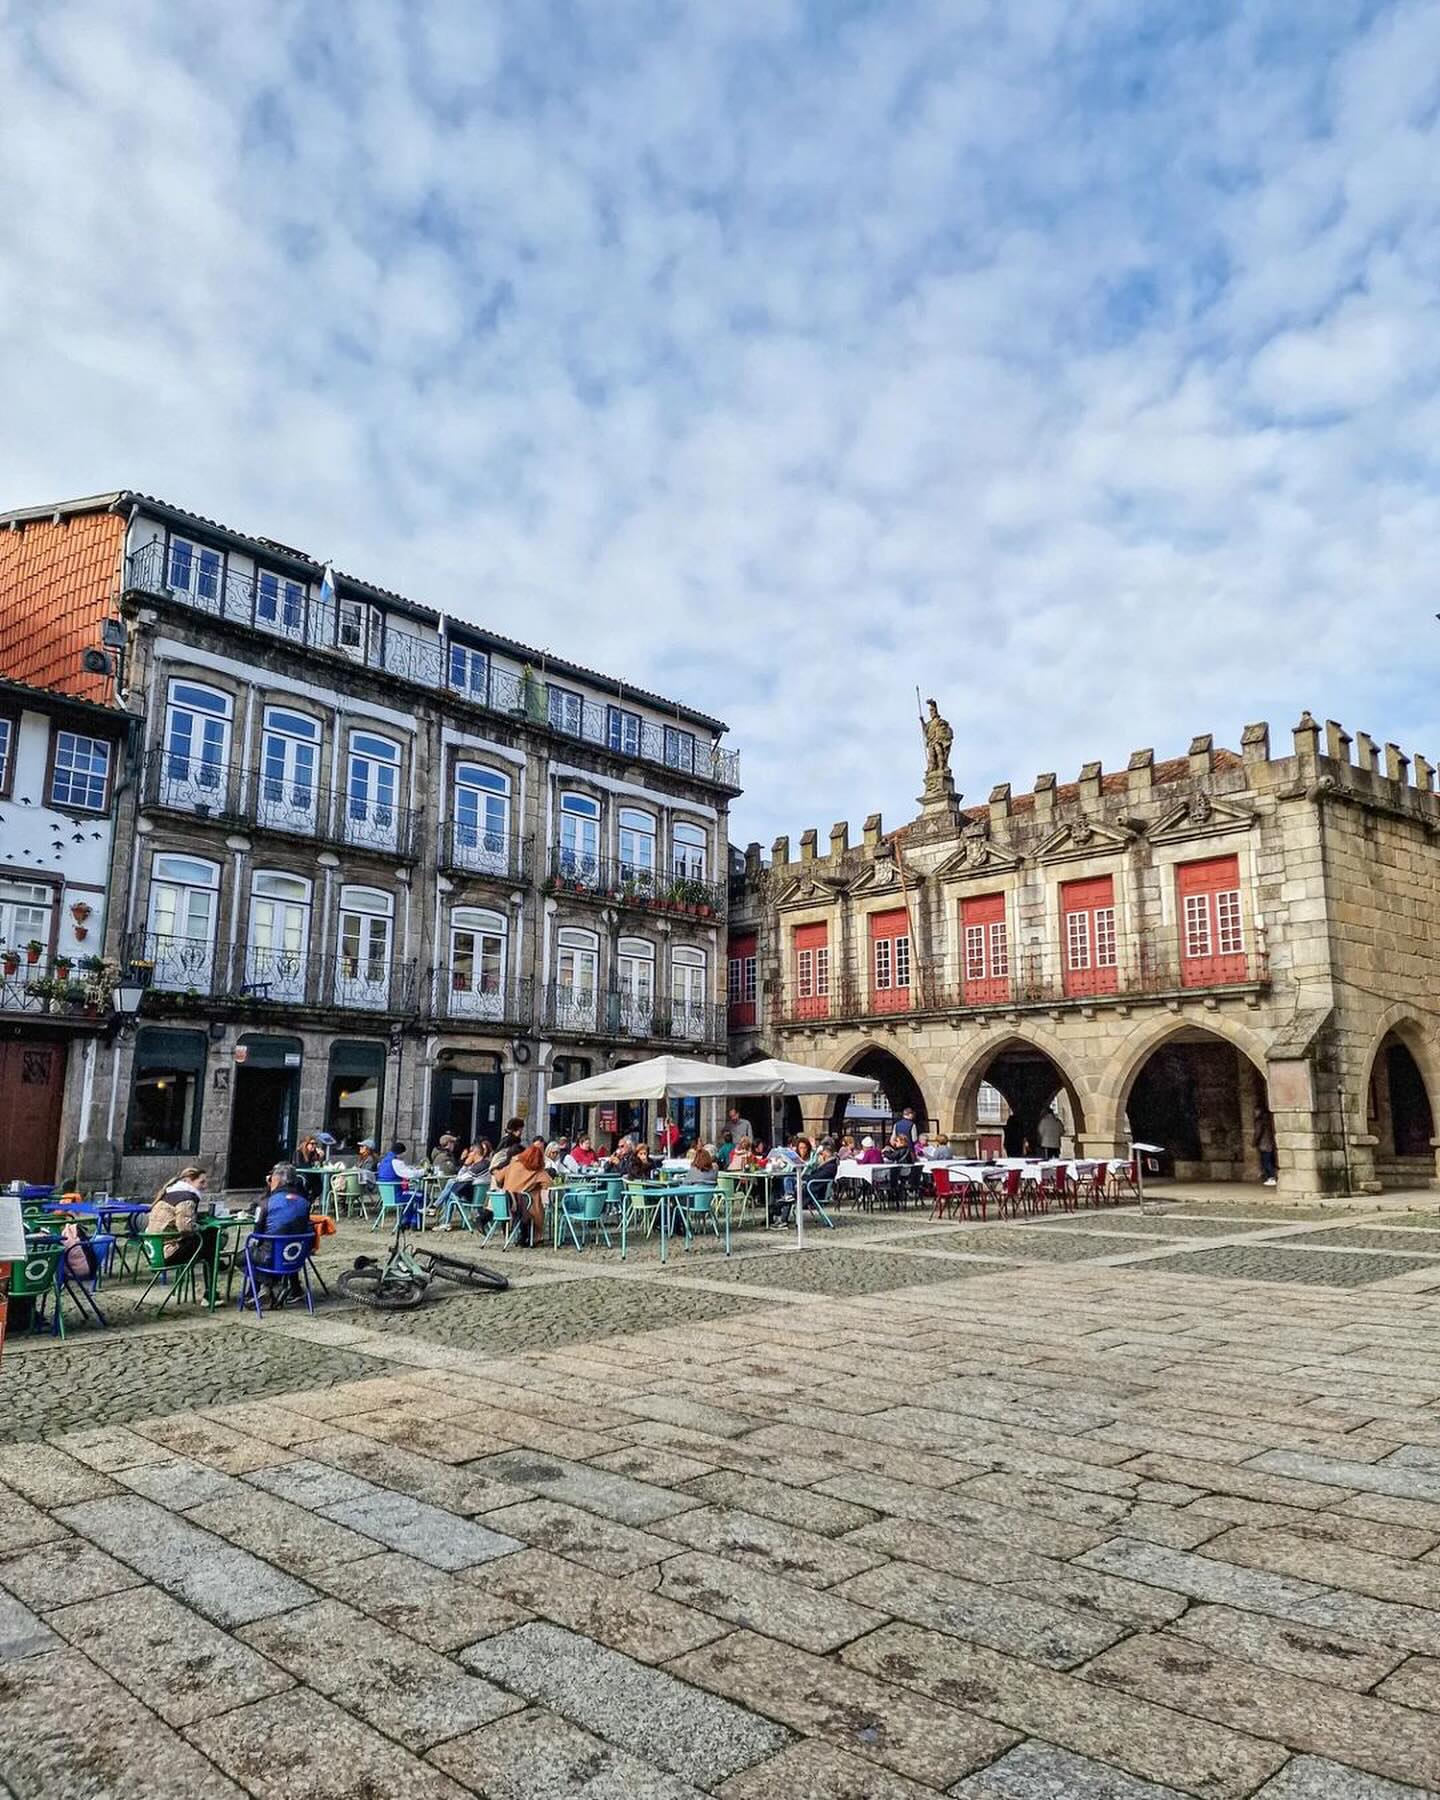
[540,982,725,1044]
[773,932,1269,1026]
[140,748,418,859]
[123,933,419,1013]
[0,951,113,1019]
[127,541,740,791]
[542,847,725,920]
[436,972,533,1028]
[439,823,533,883]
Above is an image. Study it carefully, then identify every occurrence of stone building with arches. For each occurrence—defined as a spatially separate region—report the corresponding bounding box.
[727,712,1440,1200]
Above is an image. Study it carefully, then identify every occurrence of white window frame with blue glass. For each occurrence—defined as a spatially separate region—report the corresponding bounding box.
[146,854,221,993]
[345,730,401,851]
[454,763,510,875]
[449,642,489,702]
[617,808,657,896]
[257,706,321,835]
[255,566,307,641]
[50,730,112,813]
[548,684,583,737]
[161,680,232,811]
[663,725,697,774]
[671,818,707,883]
[165,536,223,611]
[557,791,601,886]
[336,884,394,1010]
[607,704,641,758]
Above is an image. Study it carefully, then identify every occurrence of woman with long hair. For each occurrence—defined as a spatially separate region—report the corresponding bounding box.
[500,1137,552,1246]
[144,1165,212,1270]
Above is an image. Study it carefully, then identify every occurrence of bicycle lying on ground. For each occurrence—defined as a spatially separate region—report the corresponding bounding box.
[337,1210,509,1309]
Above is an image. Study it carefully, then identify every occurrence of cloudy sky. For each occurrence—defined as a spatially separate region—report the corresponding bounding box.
[2,1,1437,846]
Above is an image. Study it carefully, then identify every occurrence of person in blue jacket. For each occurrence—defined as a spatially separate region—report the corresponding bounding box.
[250,1163,313,1306]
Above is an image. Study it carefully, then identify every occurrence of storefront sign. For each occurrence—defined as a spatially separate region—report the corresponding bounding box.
[598,1107,618,1132]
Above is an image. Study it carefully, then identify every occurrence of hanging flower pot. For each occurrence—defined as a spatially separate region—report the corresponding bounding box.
[2,952,19,976]
[25,942,42,964]
[54,958,73,980]
[70,901,92,924]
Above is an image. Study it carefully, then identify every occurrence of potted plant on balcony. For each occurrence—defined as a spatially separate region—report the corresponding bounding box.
[24,941,42,965]
[53,956,73,982]
[77,955,104,975]
[1,949,18,977]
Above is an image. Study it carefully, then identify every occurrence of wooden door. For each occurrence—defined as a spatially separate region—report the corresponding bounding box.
[0,1039,67,1184]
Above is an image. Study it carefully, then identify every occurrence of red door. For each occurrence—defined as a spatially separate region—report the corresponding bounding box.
[1061,876,1118,997]
[792,923,830,1020]
[1177,855,1247,986]
[868,908,911,1014]
[0,1039,67,1183]
[961,894,1009,1005]
[727,934,757,1029]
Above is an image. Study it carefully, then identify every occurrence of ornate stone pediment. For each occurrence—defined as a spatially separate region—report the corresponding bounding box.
[772,872,848,911]
[933,830,1022,881]
[1147,792,1257,844]
[848,856,921,896]
[1035,815,1132,865]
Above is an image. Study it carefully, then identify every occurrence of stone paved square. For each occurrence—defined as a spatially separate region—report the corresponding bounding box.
[13,1198,1440,1794]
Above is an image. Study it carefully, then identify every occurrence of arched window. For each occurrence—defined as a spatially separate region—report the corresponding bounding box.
[553,926,599,1031]
[336,885,394,1009]
[259,706,321,833]
[246,870,311,1002]
[617,936,656,1034]
[618,809,657,883]
[558,791,601,883]
[672,819,707,882]
[671,946,708,1040]
[146,854,221,991]
[162,680,231,807]
[454,764,511,874]
[449,906,509,1020]
[347,731,401,850]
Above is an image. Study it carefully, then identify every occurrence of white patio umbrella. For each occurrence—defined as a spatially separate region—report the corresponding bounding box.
[735,1059,882,1246]
[546,1054,743,1105]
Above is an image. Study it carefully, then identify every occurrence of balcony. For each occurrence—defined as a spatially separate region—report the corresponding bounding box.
[436,972,532,1029]
[774,934,1269,1027]
[123,933,418,1014]
[440,824,533,883]
[0,951,113,1021]
[127,541,741,792]
[141,749,417,859]
[541,982,726,1045]
[542,848,725,922]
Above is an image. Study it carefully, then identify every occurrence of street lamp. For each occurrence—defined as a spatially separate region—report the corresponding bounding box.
[111,976,146,1025]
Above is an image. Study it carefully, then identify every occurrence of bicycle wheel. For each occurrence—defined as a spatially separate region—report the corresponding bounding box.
[337,1264,427,1309]
[413,1250,509,1293]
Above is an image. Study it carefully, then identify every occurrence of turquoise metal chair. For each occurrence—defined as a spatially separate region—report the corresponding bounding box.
[480,1188,524,1249]
[371,1181,406,1231]
[674,1184,720,1245]
[437,1176,488,1231]
[560,1187,612,1250]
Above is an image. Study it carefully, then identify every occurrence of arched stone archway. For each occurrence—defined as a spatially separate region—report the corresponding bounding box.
[830,1042,930,1140]
[1105,1018,1272,1183]
[1358,1012,1440,1190]
[939,1027,1095,1158]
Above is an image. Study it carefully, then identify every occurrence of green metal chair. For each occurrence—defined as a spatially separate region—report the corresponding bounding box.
[625,1179,662,1238]
[136,1232,206,1312]
[9,1244,67,1337]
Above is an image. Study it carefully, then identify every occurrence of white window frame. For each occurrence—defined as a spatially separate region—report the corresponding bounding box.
[256,568,306,638]
[558,790,601,881]
[607,705,641,757]
[663,725,696,773]
[555,925,599,1030]
[166,536,222,605]
[50,731,111,812]
[454,763,511,873]
[618,808,657,881]
[346,730,402,849]
[672,820,707,881]
[1216,888,1245,957]
[162,680,232,809]
[671,946,707,1039]
[258,706,320,833]
[548,685,583,736]
[246,869,312,1002]
[336,884,393,1008]
[448,905,509,1019]
[448,642,489,699]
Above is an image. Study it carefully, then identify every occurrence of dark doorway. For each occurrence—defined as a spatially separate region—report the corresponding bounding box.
[433,1059,504,1150]
[1370,1034,1436,1186]
[972,1043,1079,1157]
[1125,1031,1253,1180]
[828,1047,928,1139]
[547,1057,590,1144]
[0,1038,67,1184]
[227,1035,302,1188]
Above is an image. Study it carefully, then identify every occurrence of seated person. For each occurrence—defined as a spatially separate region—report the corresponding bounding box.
[855,1135,883,1165]
[434,1144,489,1224]
[249,1163,313,1304]
[376,1140,419,1189]
[428,1133,460,1177]
[770,1137,814,1225]
[563,1135,598,1174]
[351,1140,381,1192]
[727,1135,756,1171]
[808,1137,840,1199]
[687,1144,718,1187]
[144,1166,217,1272]
[882,1131,915,1166]
[500,1139,552,1246]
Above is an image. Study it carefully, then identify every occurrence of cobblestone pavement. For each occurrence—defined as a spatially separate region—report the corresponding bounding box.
[12,1195,1440,1794]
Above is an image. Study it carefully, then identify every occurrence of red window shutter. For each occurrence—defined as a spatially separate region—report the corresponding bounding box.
[793,923,830,1019]
[868,908,911,1013]
[1061,876,1118,997]
[727,933,757,1027]
[1176,856,1246,987]
[960,894,1009,1005]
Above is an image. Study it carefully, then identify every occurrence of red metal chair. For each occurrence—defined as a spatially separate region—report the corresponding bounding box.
[954,1174,987,1221]
[997,1167,1023,1219]
[1112,1159,1139,1204]
[930,1166,953,1220]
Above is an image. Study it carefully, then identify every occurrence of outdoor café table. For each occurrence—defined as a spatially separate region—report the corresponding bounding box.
[656,1182,731,1265]
[199,1213,252,1311]
[51,1198,150,1236]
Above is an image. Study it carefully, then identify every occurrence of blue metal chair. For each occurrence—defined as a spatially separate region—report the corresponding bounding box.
[238,1231,324,1317]
[560,1187,612,1250]
[802,1175,836,1229]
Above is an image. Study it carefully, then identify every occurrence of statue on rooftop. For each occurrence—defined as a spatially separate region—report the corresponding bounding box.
[922,697,953,781]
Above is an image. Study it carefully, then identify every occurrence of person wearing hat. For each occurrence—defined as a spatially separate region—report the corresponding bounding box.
[429,1133,460,1178]
[855,1136,882,1166]
[351,1139,380,1194]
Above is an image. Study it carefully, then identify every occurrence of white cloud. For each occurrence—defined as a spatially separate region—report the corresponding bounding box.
[1,0,1438,848]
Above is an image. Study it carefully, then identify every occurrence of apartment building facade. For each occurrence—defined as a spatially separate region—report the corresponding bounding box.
[0,493,738,1193]
[729,716,1440,1200]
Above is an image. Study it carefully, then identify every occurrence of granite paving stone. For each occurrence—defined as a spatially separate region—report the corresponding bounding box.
[680,1470,878,1535]
[0,1591,58,1662]
[194,1399,338,1446]
[815,1469,1112,1556]
[948,1739,1191,1798]
[117,1457,251,1509]
[590,1445,719,1486]
[0,1492,66,1554]
[614,1392,760,1437]
[651,1550,884,1652]
[1121,1246,1440,1286]
[463,1621,789,1784]
[655,1505,888,1586]
[184,1486,381,1575]
[953,1470,1133,1528]
[669,1626,1018,1786]
[467,1449,702,1523]
[45,1423,185,1472]
[45,1584,293,1725]
[241,1455,382,1509]
[239,1597,523,1750]
[741,1420,976,1488]
[482,1546,726,1660]
[183,1686,472,1799]
[1185,1493,1439,1557]
[715,1738,941,1798]
[834,1557,1130,1667]
[306,1550,532,1651]
[841,1518,1188,1627]
[302,1429,525,1513]
[1084,1630,1440,1790]
[1114,1452,1343,1510]
[1169,1602,1406,1692]
[429,1707,710,1799]
[1205,1523,1440,1608]
[53,1495,312,1627]
[1249,1449,1440,1504]
[126,1413,297,1474]
[0,1441,119,1505]
[321,1489,525,1569]
[475,1498,682,1575]
[0,1646,246,1797]
[0,1538,141,1612]
[337,1408,515,1463]
[1376,1654,1440,1712]
[1252,1757,1437,1798]
[841,1623,1288,1798]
